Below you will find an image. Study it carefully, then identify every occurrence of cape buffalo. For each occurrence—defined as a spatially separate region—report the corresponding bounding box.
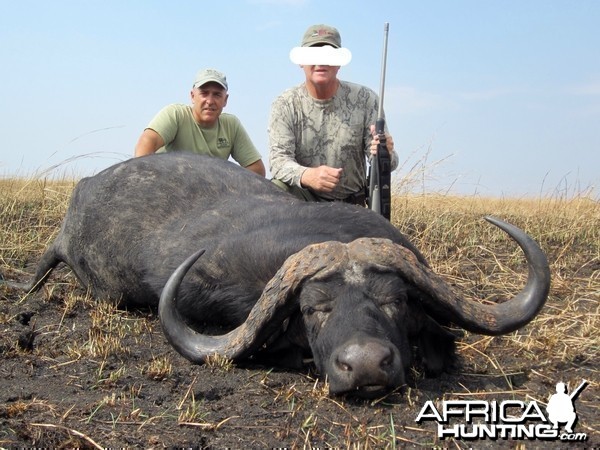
[15,153,550,397]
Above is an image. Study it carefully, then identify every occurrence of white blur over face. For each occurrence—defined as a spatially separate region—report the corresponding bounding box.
[289,45,352,66]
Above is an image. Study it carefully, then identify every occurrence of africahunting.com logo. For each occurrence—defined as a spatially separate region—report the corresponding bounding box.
[415,380,589,442]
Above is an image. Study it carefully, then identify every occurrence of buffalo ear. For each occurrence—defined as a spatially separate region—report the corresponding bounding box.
[247,343,306,370]
[406,295,458,376]
[417,315,458,376]
[249,314,309,369]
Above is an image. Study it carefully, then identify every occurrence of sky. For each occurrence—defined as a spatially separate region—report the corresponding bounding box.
[1,0,598,199]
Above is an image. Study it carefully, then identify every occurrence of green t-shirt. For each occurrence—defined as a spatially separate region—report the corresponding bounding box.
[147,104,261,168]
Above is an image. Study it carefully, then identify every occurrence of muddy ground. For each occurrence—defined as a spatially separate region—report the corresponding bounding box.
[1,197,598,448]
[1,268,597,449]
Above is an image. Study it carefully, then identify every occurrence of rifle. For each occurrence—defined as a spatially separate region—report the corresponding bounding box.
[367,23,391,220]
[569,379,588,401]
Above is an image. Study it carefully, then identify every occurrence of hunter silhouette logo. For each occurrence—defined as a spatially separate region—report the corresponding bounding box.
[546,380,587,434]
[415,379,589,442]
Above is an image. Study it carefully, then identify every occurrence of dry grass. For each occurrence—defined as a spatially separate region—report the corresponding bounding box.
[0,178,74,270]
[0,177,598,447]
[391,194,599,370]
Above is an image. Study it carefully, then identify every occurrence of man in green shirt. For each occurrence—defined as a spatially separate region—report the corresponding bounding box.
[135,68,266,177]
[269,25,397,203]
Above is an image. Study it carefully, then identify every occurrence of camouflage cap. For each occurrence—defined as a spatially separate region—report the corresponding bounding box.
[301,24,342,48]
[193,68,228,90]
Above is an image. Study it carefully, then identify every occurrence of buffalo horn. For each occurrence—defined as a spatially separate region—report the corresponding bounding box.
[345,217,550,335]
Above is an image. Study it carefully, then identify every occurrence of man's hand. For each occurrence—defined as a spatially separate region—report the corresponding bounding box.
[369,124,394,156]
[301,166,343,193]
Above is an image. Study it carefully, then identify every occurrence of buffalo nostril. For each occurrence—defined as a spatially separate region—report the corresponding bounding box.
[380,352,393,368]
[335,341,394,375]
[328,339,404,397]
[338,362,352,372]
[377,347,394,370]
[336,351,356,373]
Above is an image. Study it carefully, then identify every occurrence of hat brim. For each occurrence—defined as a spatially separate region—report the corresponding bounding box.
[289,46,352,66]
[193,79,228,90]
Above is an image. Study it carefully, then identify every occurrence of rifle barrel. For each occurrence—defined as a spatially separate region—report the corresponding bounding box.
[569,379,589,401]
[377,22,389,121]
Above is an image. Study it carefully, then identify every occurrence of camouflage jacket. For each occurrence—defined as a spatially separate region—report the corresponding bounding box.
[268,80,398,201]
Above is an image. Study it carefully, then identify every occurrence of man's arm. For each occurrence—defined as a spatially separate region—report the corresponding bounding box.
[244,159,266,177]
[134,129,165,157]
[226,116,266,177]
[268,96,309,187]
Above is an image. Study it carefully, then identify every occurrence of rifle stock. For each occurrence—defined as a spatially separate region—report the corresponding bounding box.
[376,118,391,220]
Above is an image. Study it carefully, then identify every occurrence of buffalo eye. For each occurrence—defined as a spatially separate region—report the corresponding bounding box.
[301,305,332,316]
[381,303,400,319]
[379,295,408,320]
[301,305,316,316]
[300,304,332,334]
